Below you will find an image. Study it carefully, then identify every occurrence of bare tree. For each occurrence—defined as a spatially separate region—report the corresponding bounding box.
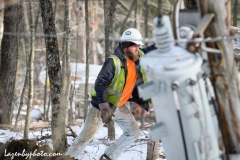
[103,0,117,140]
[200,0,240,154]
[144,0,149,46]
[158,0,162,15]
[39,0,67,152]
[233,0,239,26]
[119,0,137,35]
[115,0,137,46]
[0,0,23,124]
[103,0,117,58]
[134,0,138,28]
[0,1,4,48]
[146,139,159,160]
[12,40,28,131]
[43,67,48,121]
[60,0,71,127]
[83,0,90,121]
[24,0,35,139]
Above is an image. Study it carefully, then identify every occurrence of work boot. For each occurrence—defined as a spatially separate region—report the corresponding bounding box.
[99,154,111,160]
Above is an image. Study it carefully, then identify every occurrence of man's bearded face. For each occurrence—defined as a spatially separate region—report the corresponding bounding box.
[125,44,140,62]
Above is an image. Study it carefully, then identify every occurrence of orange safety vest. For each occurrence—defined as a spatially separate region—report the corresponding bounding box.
[119,58,137,107]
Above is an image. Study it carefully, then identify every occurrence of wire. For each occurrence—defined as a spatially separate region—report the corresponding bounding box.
[204,78,229,160]
[1,31,240,43]
[172,83,189,160]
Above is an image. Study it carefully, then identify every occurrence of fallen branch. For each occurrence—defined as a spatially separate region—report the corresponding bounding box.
[66,125,77,138]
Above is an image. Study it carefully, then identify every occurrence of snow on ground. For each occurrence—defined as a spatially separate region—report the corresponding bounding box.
[0,122,165,160]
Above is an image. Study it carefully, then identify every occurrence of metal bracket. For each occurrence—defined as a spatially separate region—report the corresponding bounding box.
[138,80,160,101]
[148,122,167,141]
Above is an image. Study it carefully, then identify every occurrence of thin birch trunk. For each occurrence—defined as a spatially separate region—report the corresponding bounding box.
[119,0,137,35]
[114,0,137,46]
[158,0,162,15]
[61,0,71,127]
[140,109,145,128]
[68,85,74,122]
[0,1,4,48]
[12,39,28,131]
[43,66,48,121]
[46,93,51,122]
[144,0,149,46]
[134,0,138,28]
[233,0,238,27]
[24,0,35,139]
[84,0,90,121]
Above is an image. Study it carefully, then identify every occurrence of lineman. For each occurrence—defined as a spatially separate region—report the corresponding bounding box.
[66,28,155,160]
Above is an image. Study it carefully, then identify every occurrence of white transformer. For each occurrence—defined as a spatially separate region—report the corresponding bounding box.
[138,15,221,160]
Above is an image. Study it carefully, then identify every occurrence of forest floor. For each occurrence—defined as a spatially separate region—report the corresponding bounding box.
[0,118,165,160]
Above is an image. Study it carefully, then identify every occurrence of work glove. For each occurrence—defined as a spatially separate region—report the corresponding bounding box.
[99,102,114,124]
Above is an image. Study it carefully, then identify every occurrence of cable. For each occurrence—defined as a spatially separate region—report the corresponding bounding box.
[172,82,189,160]
[1,31,240,43]
[204,77,229,160]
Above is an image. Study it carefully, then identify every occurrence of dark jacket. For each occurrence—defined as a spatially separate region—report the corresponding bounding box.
[91,44,156,111]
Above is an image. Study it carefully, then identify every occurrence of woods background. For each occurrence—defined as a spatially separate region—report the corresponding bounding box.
[0,0,239,153]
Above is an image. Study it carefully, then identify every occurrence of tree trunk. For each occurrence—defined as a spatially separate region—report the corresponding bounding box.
[119,0,137,35]
[200,0,240,154]
[84,0,90,121]
[13,39,28,131]
[43,67,48,121]
[134,0,138,28]
[24,0,35,139]
[46,93,51,121]
[158,0,162,15]
[39,0,67,152]
[0,0,23,124]
[146,139,159,160]
[103,0,117,58]
[144,0,149,46]
[115,0,136,49]
[74,7,81,119]
[61,0,71,127]
[233,0,238,27]
[140,109,145,128]
[104,0,117,140]
[0,1,4,50]
[68,85,74,122]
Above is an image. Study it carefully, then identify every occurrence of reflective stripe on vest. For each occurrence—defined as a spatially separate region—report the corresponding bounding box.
[107,55,122,97]
[91,55,125,107]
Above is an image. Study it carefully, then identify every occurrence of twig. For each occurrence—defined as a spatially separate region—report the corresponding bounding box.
[66,125,77,138]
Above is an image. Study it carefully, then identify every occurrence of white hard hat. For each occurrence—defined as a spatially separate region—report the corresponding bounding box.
[120,28,144,45]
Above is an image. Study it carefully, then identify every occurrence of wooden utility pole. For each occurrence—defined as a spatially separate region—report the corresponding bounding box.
[200,0,240,154]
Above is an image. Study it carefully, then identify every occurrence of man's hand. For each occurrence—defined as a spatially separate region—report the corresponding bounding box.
[99,102,114,123]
